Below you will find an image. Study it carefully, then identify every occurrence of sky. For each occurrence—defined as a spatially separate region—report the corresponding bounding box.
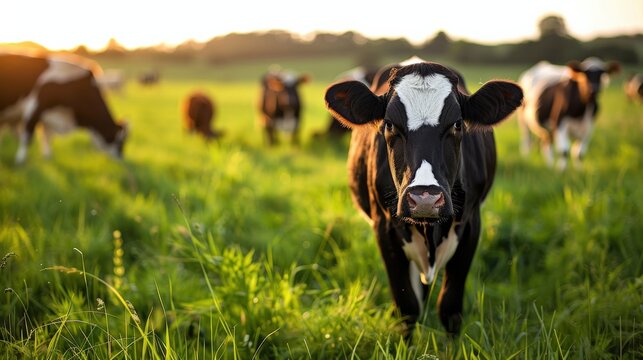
[2,0,642,51]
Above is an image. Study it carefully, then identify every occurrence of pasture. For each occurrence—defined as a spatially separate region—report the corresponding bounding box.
[1,55,641,359]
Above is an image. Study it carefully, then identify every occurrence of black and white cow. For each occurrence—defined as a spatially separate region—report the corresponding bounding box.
[517,58,619,169]
[0,52,128,164]
[325,60,522,334]
[259,70,309,146]
[624,73,643,102]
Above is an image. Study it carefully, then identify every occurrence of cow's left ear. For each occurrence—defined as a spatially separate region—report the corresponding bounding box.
[606,61,621,75]
[462,80,523,126]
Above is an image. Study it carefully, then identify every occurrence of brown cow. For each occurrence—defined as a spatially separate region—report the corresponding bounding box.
[182,91,222,140]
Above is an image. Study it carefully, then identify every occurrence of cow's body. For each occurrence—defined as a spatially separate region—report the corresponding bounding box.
[325,58,523,334]
[0,52,127,163]
[624,73,643,102]
[517,58,619,169]
[259,70,309,146]
[182,91,222,140]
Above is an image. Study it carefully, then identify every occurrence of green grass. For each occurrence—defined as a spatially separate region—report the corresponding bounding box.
[1,56,641,359]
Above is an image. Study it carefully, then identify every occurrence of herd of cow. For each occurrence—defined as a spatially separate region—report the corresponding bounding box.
[0,51,638,335]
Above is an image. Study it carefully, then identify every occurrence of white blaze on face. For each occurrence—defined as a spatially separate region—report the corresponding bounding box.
[408,160,439,188]
[395,73,452,131]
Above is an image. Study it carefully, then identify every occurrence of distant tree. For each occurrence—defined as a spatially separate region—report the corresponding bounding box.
[73,45,91,57]
[422,31,451,55]
[100,38,127,57]
[538,15,569,38]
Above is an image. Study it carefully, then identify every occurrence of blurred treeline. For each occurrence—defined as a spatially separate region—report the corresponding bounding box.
[5,15,642,66]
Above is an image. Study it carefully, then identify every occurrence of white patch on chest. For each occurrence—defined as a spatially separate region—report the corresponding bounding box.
[395,73,452,131]
[566,105,595,140]
[426,221,460,283]
[402,227,430,286]
[41,107,76,133]
[408,160,439,188]
[274,113,297,132]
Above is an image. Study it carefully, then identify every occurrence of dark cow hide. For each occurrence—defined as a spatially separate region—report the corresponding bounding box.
[325,59,522,335]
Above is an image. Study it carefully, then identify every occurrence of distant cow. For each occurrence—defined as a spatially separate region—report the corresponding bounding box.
[517,58,619,169]
[97,69,126,93]
[0,52,128,164]
[316,66,378,138]
[182,91,222,140]
[325,59,522,334]
[139,69,160,85]
[624,73,643,102]
[259,70,309,146]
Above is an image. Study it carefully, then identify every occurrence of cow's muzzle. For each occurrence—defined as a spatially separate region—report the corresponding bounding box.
[406,185,445,219]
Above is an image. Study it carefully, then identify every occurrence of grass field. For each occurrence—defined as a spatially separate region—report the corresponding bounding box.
[1,55,641,359]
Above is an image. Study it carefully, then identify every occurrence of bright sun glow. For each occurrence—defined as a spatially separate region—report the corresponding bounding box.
[2,0,642,50]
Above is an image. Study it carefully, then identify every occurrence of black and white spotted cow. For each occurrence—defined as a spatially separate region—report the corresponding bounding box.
[517,58,619,169]
[259,70,309,146]
[325,60,523,334]
[0,52,128,164]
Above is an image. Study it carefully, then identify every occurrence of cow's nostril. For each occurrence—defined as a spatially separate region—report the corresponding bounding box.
[407,193,417,208]
[433,192,445,208]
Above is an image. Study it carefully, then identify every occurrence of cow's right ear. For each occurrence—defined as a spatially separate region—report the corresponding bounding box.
[566,61,583,73]
[325,81,386,127]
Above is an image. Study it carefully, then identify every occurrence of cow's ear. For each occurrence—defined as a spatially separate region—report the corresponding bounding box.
[566,61,583,73]
[462,80,523,126]
[325,80,386,127]
[606,61,621,74]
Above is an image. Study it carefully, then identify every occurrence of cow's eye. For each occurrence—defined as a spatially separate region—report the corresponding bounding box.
[384,121,394,132]
[453,120,462,131]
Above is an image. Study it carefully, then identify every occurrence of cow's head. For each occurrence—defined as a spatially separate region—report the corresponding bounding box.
[568,58,620,101]
[262,72,310,115]
[325,62,522,223]
[91,120,128,159]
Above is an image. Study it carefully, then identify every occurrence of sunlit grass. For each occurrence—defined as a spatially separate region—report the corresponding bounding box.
[1,56,641,358]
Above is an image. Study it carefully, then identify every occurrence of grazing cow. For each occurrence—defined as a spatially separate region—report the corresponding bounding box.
[517,58,620,169]
[259,70,309,146]
[325,60,523,334]
[624,73,643,102]
[316,66,379,138]
[182,91,222,140]
[0,52,128,164]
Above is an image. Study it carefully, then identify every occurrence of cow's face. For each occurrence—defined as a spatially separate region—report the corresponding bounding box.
[263,72,309,115]
[92,121,128,159]
[326,63,523,223]
[569,59,620,100]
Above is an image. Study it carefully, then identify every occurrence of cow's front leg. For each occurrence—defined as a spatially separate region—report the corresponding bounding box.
[374,219,422,333]
[554,121,571,171]
[571,120,594,168]
[40,125,53,159]
[15,109,41,165]
[437,212,480,335]
[264,121,277,146]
